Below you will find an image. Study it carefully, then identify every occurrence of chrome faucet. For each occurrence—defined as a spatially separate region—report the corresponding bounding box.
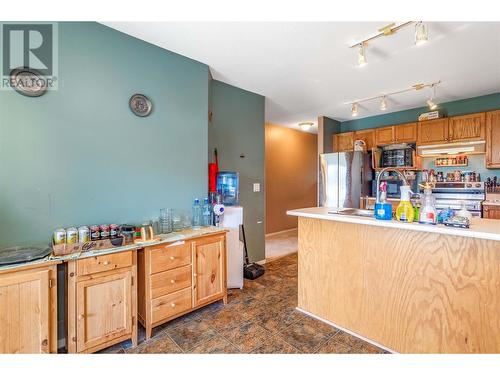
[375,167,409,203]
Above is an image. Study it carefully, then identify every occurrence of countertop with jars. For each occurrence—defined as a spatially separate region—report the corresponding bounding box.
[0,226,228,272]
[287,207,500,242]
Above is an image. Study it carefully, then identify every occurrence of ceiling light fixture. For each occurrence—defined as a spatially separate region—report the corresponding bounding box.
[298,122,314,131]
[351,103,358,117]
[347,80,441,116]
[380,96,388,111]
[415,22,429,45]
[427,84,438,110]
[357,43,367,67]
[350,21,429,66]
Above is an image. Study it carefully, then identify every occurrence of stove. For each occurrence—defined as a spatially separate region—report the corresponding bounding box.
[422,182,485,217]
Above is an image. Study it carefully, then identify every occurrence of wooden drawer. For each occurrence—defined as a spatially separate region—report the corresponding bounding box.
[151,287,192,323]
[150,264,192,299]
[149,241,191,274]
[77,251,133,276]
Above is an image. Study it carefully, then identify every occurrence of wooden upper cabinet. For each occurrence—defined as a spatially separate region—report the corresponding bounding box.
[394,123,417,143]
[448,112,485,141]
[333,132,354,152]
[375,126,394,145]
[353,129,375,150]
[486,110,500,169]
[193,234,226,307]
[417,118,449,145]
[76,270,133,353]
[0,266,57,354]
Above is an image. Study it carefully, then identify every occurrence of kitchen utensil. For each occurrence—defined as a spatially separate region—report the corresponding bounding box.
[0,246,52,266]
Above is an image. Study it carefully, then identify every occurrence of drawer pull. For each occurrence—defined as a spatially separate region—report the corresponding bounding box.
[170,279,176,284]
[103,261,110,265]
[170,256,175,260]
[78,314,85,320]
[171,303,176,308]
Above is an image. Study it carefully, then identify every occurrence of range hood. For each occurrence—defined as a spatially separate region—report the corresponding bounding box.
[417,140,486,157]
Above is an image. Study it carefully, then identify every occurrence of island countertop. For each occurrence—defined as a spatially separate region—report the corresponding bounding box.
[287,206,500,242]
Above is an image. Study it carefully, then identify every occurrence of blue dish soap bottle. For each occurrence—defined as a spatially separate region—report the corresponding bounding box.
[374,182,393,220]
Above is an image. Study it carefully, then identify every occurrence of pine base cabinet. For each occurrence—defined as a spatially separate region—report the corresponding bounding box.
[66,251,138,353]
[138,232,227,340]
[0,262,59,353]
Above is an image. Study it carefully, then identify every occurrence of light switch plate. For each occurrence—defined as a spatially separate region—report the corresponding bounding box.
[253,183,260,192]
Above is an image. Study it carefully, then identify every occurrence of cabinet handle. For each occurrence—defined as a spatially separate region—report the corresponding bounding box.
[169,256,175,260]
[170,279,176,284]
[78,314,85,320]
[193,273,197,277]
[103,261,109,265]
[170,303,176,308]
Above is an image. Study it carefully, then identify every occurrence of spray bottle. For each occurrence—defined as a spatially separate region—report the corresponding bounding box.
[418,183,437,225]
[374,181,393,220]
[396,185,415,222]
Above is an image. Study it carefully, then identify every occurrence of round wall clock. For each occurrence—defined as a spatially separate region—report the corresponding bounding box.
[129,94,153,117]
[10,68,47,97]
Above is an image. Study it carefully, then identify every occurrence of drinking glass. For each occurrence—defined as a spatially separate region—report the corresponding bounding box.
[159,208,173,234]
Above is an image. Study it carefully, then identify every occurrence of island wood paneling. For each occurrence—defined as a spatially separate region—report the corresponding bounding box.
[298,217,500,353]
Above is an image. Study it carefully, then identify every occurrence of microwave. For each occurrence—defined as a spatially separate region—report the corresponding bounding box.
[380,148,413,168]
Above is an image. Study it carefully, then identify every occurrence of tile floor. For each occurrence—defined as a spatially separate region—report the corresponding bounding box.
[100,253,387,354]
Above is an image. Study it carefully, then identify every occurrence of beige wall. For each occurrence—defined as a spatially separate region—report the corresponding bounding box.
[265,123,318,234]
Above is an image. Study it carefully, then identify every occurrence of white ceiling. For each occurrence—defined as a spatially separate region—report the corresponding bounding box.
[103,22,500,132]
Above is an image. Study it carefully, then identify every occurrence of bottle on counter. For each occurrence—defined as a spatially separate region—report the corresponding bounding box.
[374,182,393,220]
[192,198,202,229]
[418,183,437,225]
[202,197,212,226]
[396,185,415,223]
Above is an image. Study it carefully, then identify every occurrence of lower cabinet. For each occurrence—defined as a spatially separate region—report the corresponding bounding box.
[0,262,59,353]
[66,251,137,353]
[483,205,500,219]
[138,232,227,339]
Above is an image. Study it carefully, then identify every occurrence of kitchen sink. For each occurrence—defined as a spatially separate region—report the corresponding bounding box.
[328,208,374,217]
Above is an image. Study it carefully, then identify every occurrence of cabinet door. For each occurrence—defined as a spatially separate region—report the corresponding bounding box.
[394,123,417,143]
[76,270,132,352]
[449,112,485,141]
[483,206,500,219]
[0,270,50,353]
[193,235,226,307]
[486,110,500,169]
[333,132,354,152]
[417,118,449,145]
[353,129,375,150]
[375,126,394,145]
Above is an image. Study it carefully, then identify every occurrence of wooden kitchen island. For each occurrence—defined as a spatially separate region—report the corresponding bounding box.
[288,207,500,353]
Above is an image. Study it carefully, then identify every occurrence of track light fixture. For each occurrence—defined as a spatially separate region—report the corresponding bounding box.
[380,96,387,111]
[415,22,429,45]
[298,122,314,131]
[350,22,429,66]
[348,80,441,117]
[357,43,367,67]
[427,84,438,109]
[351,103,359,117]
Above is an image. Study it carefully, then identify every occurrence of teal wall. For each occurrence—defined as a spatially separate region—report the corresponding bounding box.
[0,22,210,247]
[209,80,265,262]
[341,93,500,132]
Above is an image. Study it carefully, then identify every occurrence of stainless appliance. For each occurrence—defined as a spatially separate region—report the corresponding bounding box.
[319,151,372,208]
[422,182,485,217]
[380,147,414,168]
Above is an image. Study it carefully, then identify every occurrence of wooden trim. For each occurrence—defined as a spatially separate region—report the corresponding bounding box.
[265,228,298,237]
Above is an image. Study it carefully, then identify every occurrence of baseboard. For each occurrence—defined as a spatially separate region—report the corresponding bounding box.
[265,228,298,237]
[295,307,396,354]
